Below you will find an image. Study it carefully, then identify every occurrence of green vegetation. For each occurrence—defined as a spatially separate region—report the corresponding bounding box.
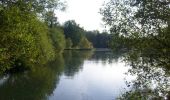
[0,54,65,100]
[85,30,112,48]
[104,0,170,69]
[100,0,170,65]
[101,0,170,99]
[0,0,98,74]
[49,27,66,53]
[78,37,93,49]
[101,0,170,52]
[0,0,67,73]
[63,20,112,49]
[64,20,84,47]
[0,50,94,100]
[65,38,73,49]
[0,0,169,99]
[63,20,93,49]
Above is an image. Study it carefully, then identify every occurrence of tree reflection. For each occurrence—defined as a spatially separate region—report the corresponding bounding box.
[63,50,93,77]
[0,54,65,100]
[118,50,170,100]
[0,50,94,100]
[62,50,125,77]
[90,50,126,64]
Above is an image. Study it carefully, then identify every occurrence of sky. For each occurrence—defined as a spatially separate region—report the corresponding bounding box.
[55,0,108,32]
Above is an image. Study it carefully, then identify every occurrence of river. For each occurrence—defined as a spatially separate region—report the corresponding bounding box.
[0,50,169,100]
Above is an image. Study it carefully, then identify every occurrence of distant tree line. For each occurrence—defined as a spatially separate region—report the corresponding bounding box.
[63,20,93,49]
[85,30,112,48]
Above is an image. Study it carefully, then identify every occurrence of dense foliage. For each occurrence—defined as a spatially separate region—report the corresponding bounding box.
[0,0,66,73]
[0,50,93,100]
[100,0,170,51]
[85,30,112,48]
[63,20,93,49]
[0,5,52,72]
[0,0,97,73]
[49,27,66,53]
[101,0,170,99]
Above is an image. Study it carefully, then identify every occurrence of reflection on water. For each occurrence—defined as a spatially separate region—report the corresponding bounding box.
[118,50,170,100]
[0,50,169,100]
[49,51,130,100]
[0,54,64,100]
[63,50,93,77]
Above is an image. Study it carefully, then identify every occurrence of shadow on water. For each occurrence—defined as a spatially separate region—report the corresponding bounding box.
[0,51,95,100]
[0,54,65,100]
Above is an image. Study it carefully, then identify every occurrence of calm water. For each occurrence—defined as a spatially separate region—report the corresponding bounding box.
[0,50,169,100]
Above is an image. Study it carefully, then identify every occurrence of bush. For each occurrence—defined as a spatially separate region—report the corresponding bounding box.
[0,6,56,73]
[49,27,66,53]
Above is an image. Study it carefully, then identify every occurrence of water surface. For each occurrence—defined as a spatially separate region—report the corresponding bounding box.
[0,50,169,100]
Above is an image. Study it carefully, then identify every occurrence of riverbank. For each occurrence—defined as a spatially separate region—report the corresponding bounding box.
[94,48,112,51]
[64,48,111,51]
[64,48,93,50]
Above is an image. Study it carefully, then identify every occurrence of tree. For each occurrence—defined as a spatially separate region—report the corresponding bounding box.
[100,0,170,51]
[49,27,66,53]
[78,37,93,49]
[0,0,66,13]
[65,38,73,49]
[44,11,58,28]
[101,1,170,99]
[85,30,111,48]
[63,20,84,47]
[0,0,66,73]
[100,0,170,36]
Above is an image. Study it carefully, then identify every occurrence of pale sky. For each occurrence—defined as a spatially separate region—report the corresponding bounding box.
[55,0,108,32]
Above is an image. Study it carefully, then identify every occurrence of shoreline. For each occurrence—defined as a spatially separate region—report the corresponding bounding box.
[64,48,111,51]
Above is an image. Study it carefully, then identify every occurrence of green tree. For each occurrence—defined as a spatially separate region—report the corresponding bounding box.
[0,0,66,73]
[0,6,57,72]
[101,1,170,99]
[0,0,66,13]
[44,11,58,28]
[63,20,84,47]
[85,30,111,48]
[65,38,73,49]
[49,27,66,53]
[100,0,170,52]
[78,37,93,49]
